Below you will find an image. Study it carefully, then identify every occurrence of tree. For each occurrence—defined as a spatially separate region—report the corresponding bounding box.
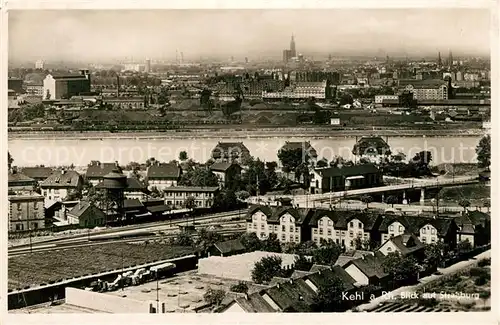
[149,186,162,198]
[251,255,283,284]
[235,190,250,202]
[65,188,82,201]
[203,288,226,307]
[174,231,194,246]
[179,167,219,187]
[459,199,471,212]
[457,239,472,254]
[476,135,491,169]
[184,195,196,210]
[391,152,406,163]
[230,282,249,294]
[239,232,262,252]
[483,200,490,213]
[312,275,348,312]
[360,195,373,208]
[213,189,238,211]
[423,242,444,269]
[8,151,13,170]
[382,252,419,283]
[179,151,188,162]
[278,147,308,179]
[262,233,282,253]
[316,158,328,168]
[353,237,363,250]
[145,157,156,168]
[196,228,222,255]
[313,239,342,265]
[86,187,106,207]
[411,151,433,171]
[385,195,398,207]
[293,254,313,271]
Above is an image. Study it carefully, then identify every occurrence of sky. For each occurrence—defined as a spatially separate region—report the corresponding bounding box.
[8,9,491,63]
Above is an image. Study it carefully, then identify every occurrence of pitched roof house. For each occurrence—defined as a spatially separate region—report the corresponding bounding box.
[86,162,122,184]
[20,167,54,181]
[211,142,251,164]
[343,251,389,287]
[146,162,182,190]
[352,136,391,156]
[209,238,246,257]
[67,201,106,227]
[454,211,491,247]
[377,234,425,259]
[278,141,318,161]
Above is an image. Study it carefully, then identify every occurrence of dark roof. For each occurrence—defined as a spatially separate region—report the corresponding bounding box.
[454,211,490,233]
[124,199,144,209]
[8,172,36,184]
[146,163,181,179]
[49,73,88,80]
[279,141,318,157]
[141,198,166,207]
[308,209,382,231]
[146,205,171,213]
[315,164,380,178]
[86,163,121,178]
[231,292,276,313]
[246,205,314,225]
[346,252,388,280]
[210,162,241,172]
[163,186,219,193]
[125,177,146,190]
[20,167,54,180]
[265,280,316,311]
[378,214,416,233]
[67,201,104,219]
[40,170,82,188]
[382,234,425,256]
[212,142,250,159]
[399,79,446,87]
[353,137,391,155]
[213,239,246,255]
[213,142,249,151]
[380,214,455,237]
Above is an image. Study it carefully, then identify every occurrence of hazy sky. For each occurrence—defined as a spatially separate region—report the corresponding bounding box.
[9,9,491,62]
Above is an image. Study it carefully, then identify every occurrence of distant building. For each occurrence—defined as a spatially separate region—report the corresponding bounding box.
[210,162,242,188]
[308,210,382,249]
[24,82,44,97]
[211,142,251,164]
[163,186,219,209]
[310,164,382,194]
[8,171,36,192]
[35,59,44,69]
[145,59,151,73]
[352,136,391,163]
[262,81,328,100]
[245,205,314,242]
[454,211,490,247]
[8,192,46,232]
[103,96,145,110]
[66,201,106,228]
[40,169,84,207]
[208,238,246,257]
[374,95,398,104]
[146,162,182,190]
[43,70,91,100]
[377,234,425,260]
[342,251,389,287]
[399,79,448,100]
[86,161,122,186]
[8,78,24,94]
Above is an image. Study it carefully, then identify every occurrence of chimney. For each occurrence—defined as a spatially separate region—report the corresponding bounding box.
[244,293,249,300]
[61,169,65,175]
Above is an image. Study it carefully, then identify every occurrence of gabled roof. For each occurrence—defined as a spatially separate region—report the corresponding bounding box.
[213,142,249,151]
[146,163,181,179]
[333,251,375,267]
[315,164,380,178]
[86,163,121,178]
[210,162,241,172]
[214,239,246,255]
[67,201,104,218]
[246,205,314,225]
[124,199,144,209]
[378,214,416,233]
[265,280,316,311]
[381,234,425,256]
[40,170,82,188]
[231,292,276,313]
[345,252,388,280]
[308,209,382,231]
[125,177,146,190]
[20,167,54,180]
[353,136,391,155]
[411,217,455,237]
[8,172,36,184]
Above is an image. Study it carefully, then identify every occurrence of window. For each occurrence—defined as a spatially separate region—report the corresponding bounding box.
[260,233,266,239]
[319,220,323,226]
[261,215,265,221]
[17,203,21,211]
[399,226,403,232]
[336,239,339,244]
[261,224,265,230]
[319,228,323,235]
[34,203,38,210]
[422,228,426,234]
[328,220,333,226]
[253,215,257,221]
[336,231,340,236]
[431,238,436,243]
[282,225,286,232]
[253,223,257,229]
[282,234,286,241]
[282,216,286,222]
[350,241,354,247]
[389,225,394,232]
[349,231,354,238]
[387,247,392,252]
[327,229,332,236]
[274,225,278,231]
[358,222,362,228]
[313,229,318,234]
[350,222,354,228]
[248,224,252,229]
[364,233,368,238]
[422,236,426,242]
[290,226,294,232]
[358,232,363,237]
[269,225,273,230]
[431,228,436,235]
[290,235,294,242]
[295,235,299,242]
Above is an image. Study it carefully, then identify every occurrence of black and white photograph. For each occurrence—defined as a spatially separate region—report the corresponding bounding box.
[4,4,495,317]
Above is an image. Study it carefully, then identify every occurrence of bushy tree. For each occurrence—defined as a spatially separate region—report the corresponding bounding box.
[385,195,398,207]
[316,158,328,168]
[230,281,249,294]
[313,239,342,265]
[382,252,419,282]
[251,255,283,284]
[179,151,188,161]
[174,231,194,246]
[423,242,444,269]
[360,195,373,208]
[312,275,347,312]
[179,167,219,187]
[240,232,262,252]
[459,199,471,212]
[293,254,313,271]
[8,151,13,170]
[203,288,226,306]
[184,195,196,210]
[262,233,282,253]
[476,135,491,169]
[278,148,309,178]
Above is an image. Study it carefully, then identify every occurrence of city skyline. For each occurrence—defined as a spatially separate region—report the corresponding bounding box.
[9,9,491,63]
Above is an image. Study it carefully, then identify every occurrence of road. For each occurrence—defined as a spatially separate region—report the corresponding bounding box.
[355,249,491,312]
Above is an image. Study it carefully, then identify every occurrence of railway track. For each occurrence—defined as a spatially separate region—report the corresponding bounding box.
[9,210,245,250]
[8,225,245,257]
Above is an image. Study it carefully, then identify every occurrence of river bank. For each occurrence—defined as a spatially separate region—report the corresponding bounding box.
[8,126,485,141]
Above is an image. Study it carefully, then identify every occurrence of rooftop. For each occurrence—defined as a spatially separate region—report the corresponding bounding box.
[163,186,219,193]
[146,163,181,179]
[315,164,381,178]
[40,170,82,188]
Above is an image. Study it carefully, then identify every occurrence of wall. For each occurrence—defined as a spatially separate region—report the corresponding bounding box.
[344,264,369,286]
[65,287,152,313]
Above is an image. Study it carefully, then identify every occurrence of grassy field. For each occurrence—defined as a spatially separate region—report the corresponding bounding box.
[439,183,490,206]
[8,243,194,290]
